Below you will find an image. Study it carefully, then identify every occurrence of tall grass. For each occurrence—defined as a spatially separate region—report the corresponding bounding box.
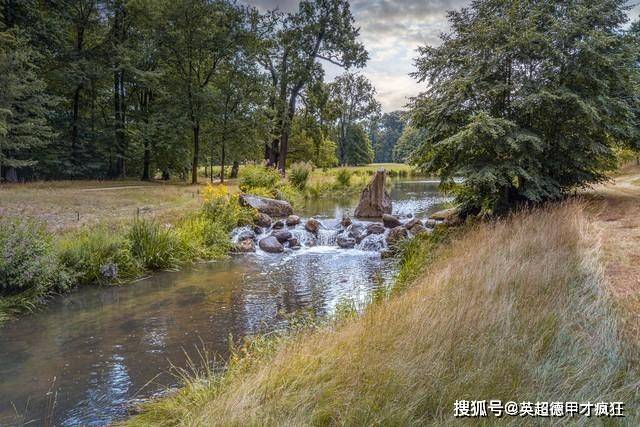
[128,202,639,426]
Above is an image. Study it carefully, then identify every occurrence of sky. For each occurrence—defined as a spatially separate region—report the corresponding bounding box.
[245,0,640,113]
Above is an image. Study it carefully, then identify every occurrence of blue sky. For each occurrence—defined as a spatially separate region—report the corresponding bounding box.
[245,0,640,112]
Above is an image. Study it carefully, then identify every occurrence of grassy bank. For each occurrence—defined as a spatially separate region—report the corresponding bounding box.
[127,202,639,426]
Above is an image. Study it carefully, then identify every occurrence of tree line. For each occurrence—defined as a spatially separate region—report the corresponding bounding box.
[0,0,399,184]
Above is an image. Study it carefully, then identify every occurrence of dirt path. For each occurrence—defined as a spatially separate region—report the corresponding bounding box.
[588,165,640,346]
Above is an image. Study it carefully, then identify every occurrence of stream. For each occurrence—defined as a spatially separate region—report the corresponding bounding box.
[0,179,447,426]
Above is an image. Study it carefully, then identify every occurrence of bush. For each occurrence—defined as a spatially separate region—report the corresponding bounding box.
[127,220,188,270]
[288,161,313,190]
[335,168,352,187]
[176,214,233,260]
[201,185,255,230]
[239,164,281,193]
[57,229,141,286]
[0,218,71,296]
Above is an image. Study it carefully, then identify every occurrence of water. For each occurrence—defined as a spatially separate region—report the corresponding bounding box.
[0,179,447,426]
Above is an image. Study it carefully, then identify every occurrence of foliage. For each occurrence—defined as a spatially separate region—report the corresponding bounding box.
[127,220,188,270]
[288,161,313,189]
[393,125,427,163]
[371,111,405,163]
[0,218,71,295]
[410,0,640,215]
[57,229,142,286]
[342,123,374,166]
[238,164,281,193]
[334,168,352,187]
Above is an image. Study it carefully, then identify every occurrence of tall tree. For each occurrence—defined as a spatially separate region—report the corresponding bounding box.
[157,0,246,184]
[372,110,405,163]
[330,72,380,165]
[260,0,367,173]
[411,0,640,214]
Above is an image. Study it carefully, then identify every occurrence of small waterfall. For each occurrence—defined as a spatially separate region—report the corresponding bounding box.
[357,233,387,252]
[316,228,339,246]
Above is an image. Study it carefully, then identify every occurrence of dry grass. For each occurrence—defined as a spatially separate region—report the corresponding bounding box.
[128,202,639,426]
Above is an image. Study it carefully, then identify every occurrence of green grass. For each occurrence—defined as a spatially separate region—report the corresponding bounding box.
[126,202,639,426]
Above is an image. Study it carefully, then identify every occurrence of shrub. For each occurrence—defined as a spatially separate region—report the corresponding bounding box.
[0,218,71,296]
[57,229,141,286]
[202,184,255,230]
[176,214,233,260]
[288,161,313,190]
[335,168,352,187]
[127,220,188,270]
[239,164,281,193]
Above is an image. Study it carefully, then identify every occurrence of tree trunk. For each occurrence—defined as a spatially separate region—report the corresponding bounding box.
[278,96,297,173]
[192,123,200,184]
[230,160,239,179]
[71,86,81,159]
[141,139,151,181]
[220,139,225,184]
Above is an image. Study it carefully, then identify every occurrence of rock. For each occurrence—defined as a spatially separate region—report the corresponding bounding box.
[285,215,301,226]
[424,219,438,229]
[258,236,284,253]
[430,207,458,221]
[272,220,285,230]
[409,224,428,235]
[100,263,118,280]
[347,222,367,243]
[359,235,385,252]
[354,168,392,218]
[366,223,386,235]
[287,237,301,249]
[236,239,256,252]
[341,215,352,228]
[305,218,321,233]
[406,213,413,218]
[386,226,409,247]
[237,229,256,241]
[253,226,263,235]
[380,249,395,259]
[240,194,293,217]
[404,218,422,230]
[256,213,272,228]
[382,214,402,228]
[271,230,292,243]
[337,234,357,249]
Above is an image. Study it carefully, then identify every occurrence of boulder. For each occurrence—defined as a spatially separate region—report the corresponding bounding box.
[236,239,256,253]
[386,226,409,247]
[237,229,256,242]
[366,223,386,235]
[240,194,293,217]
[354,168,392,218]
[287,237,301,249]
[255,213,272,228]
[347,222,367,243]
[424,219,438,229]
[272,220,285,230]
[286,215,301,226]
[337,234,357,249]
[430,208,458,221]
[271,230,292,243]
[258,236,284,253]
[341,215,352,228]
[305,218,321,233]
[404,218,422,230]
[382,214,402,228]
[253,226,263,235]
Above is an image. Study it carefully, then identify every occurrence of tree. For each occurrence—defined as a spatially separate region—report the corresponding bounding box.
[372,110,405,163]
[330,72,380,165]
[157,0,247,184]
[410,0,640,215]
[393,124,427,163]
[342,123,373,165]
[259,0,368,173]
[0,27,57,181]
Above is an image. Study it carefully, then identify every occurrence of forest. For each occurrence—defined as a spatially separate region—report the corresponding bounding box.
[0,0,417,186]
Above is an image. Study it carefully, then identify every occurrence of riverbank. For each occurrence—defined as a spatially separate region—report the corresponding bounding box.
[0,164,420,324]
[127,183,640,425]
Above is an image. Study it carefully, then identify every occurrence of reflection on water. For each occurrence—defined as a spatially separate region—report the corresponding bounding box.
[0,179,447,426]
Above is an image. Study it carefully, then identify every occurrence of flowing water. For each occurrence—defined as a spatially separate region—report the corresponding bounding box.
[0,179,447,426]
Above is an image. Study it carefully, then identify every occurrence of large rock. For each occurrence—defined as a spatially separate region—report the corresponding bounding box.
[386,226,409,247]
[430,208,458,221]
[354,168,392,218]
[409,224,429,236]
[271,230,292,243]
[272,220,285,230]
[382,214,402,228]
[337,234,357,249]
[404,218,422,230]
[341,215,352,228]
[240,194,293,217]
[286,215,301,226]
[366,223,385,235]
[259,236,284,253]
[424,219,438,229]
[255,213,272,228]
[305,218,321,233]
[236,239,256,252]
[347,222,367,243]
[287,237,301,249]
